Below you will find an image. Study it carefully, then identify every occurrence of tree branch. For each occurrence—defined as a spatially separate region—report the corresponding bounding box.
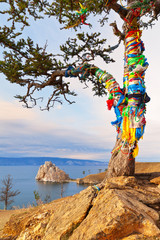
[15,63,113,110]
[110,21,125,42]
[106,1,128,20]
[16,68,79,109]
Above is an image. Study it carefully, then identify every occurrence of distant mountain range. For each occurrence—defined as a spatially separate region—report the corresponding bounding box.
[0,157,107,166]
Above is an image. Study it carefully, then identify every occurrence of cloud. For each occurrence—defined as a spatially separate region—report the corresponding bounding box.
[0,99,113,160]
[0,100,36,121]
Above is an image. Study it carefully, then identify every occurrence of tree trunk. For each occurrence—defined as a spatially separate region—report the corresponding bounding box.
[105,132,135,179]
[4,201,7,210]
[103,0,147,179]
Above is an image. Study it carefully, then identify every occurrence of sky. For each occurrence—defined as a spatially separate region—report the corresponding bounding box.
[0,4,160,162]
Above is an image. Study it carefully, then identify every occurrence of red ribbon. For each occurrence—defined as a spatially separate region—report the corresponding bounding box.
[80,15,89,25]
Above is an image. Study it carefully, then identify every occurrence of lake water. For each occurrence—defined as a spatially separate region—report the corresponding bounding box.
[0,164,108,209]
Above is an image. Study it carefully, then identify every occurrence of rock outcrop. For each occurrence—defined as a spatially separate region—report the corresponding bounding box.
[76,172,106,185]
[35,161,70,182]
[1,176,160,240]
[151,176,160,186]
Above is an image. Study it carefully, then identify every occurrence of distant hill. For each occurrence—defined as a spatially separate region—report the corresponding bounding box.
[0,157,107,166]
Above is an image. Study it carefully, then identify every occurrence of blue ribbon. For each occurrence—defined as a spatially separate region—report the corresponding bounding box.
[136,126,145,140]
[65,66,74,77]
[128,84,145,94]
[111,95,124,126]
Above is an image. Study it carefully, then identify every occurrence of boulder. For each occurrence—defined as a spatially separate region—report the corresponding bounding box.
[35,161,70,183]
[2,176,160,240]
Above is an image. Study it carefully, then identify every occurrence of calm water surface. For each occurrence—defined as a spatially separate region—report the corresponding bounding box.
[0,164,107,209]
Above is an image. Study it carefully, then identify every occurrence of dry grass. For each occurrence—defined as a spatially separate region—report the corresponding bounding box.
[135,162,160,173]
[80,171,106,182]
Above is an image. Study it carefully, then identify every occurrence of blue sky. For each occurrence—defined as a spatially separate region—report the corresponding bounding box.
[0,6,160,162]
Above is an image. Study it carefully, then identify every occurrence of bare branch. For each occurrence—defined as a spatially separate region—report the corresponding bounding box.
[44,88,62,111]
[110,21,125,42]
[106,0,128,20]
[16,68,79,110]
[14,63,98,109]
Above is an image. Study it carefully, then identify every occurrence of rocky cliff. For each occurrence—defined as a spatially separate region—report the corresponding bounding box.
[35,161,70,182]
[1,176,160,240]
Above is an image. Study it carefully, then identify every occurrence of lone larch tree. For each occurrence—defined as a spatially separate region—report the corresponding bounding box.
[0,175,20,210]
[0,0,160,178]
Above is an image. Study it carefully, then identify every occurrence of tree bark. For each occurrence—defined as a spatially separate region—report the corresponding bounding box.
[105,133,135,179]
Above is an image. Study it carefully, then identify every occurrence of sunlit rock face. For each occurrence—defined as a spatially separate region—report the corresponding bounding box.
[2,176,160,240]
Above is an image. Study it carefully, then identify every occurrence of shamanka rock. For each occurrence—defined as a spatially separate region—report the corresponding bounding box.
[35,161,70,182]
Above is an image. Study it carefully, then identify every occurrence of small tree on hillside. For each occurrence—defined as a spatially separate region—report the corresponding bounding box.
[33,190,43,206]
[0,175,20,210]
